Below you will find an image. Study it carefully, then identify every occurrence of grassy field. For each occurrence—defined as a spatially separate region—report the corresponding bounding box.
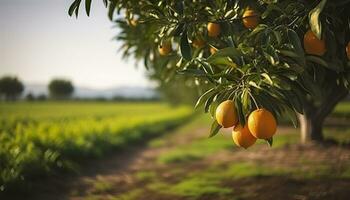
[1,102,350,200]
[0,102,193,191]
[64,102,349,200]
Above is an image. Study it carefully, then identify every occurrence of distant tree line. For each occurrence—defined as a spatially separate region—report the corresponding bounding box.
[0,76,161,102]
[0,76,74,101]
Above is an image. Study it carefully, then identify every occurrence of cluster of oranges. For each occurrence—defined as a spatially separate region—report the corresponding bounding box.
[157,7,350,60]
[158,8,260,56]
[215,100,277,149]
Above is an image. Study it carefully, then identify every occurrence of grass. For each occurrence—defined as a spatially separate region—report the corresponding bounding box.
[0,102,193,191]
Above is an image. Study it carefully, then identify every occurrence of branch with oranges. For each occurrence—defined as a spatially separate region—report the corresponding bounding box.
[70,0,350,148]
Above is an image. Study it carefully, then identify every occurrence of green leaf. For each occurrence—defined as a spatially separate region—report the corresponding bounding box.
[68,0,81,17]
[108,1,117,20]
[207,47,241,63]
[209,120,221,138]
[265,137,273,147]
[306,55,327,67]
[195,88,215,108]
[261,73,273,85]
[103,0,108,7]
[180,30,192,61]
[308,0,327,39]
[85,0,92,16]
[287,29,305,66]
[208,56,237,68]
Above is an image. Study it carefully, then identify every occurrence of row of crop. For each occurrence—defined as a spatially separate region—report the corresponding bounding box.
[0,107,192,192]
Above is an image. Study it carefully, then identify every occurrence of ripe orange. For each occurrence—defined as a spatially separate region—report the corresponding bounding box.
[242,9,260,29]
[215,100,239,128]
[346,41,350,60]
[303,30,326,56]
[232,124,257,149]
[192,38,206,48]
[207,22,221,37]
[210,47,218,54]
[247,108,277,139]
[130,19,138,27]
[158,42,172,56]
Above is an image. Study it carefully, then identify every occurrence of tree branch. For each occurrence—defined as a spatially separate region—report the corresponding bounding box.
[315,85,349,122]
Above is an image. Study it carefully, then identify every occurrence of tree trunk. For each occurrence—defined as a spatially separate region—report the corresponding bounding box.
[298,113,324,143]
[298,85,348,144]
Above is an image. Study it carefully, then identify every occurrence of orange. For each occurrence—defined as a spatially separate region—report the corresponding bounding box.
[207,22,221,37]
[303,30,326,56]
[232,124,257,149]
[247,108,277,139]
[192,38,206,48]
[130,19,138,27]
[210,47,218,54]
[242,9,260,29]
[346,41,350,60]
[215,100,239,128]
[158,42,172,56]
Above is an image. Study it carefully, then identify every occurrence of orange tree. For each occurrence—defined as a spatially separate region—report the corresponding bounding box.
[69,0,350,145]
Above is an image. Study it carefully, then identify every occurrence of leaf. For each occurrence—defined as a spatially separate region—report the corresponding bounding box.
[108,0,117,20]
[308,0,327,39]
[68,0,81,17]
[75,0,81,18]
[209,120,221,138]
[103,0,108,7]
[195,88,215,108]
[265,137,273,147]
[287,29,306,66]
[180,30,192,60]
[306,55,327,67]
[261,73,273,85]
[208,56,237,68]
[207,47,241,63]
[178,68,206,77]
[85,0,92,16]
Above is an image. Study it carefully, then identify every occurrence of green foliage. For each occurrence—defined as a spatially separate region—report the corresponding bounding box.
[48,79,74,99]
[69,0,350,140]
[0,76,24,101]
[0,102,192,191]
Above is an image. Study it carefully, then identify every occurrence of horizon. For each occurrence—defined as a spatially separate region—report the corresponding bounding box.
[0,0,154,90]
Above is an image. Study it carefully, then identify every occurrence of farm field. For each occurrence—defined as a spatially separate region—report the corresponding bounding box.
[0,102,193,192]
[1,102,348,200]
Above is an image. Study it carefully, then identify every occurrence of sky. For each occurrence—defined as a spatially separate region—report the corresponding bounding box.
[0,0,153,89]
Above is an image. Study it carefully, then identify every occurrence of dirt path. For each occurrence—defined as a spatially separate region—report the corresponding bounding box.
[10,117,350,200]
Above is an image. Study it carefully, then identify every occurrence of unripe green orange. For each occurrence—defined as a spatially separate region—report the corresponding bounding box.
[215,100,239,128]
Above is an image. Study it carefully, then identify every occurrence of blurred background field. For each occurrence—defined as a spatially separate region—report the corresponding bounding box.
[0,101,349,200]
[0,102,192,192]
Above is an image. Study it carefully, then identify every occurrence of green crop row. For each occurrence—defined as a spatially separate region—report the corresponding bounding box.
[0,102,193,192]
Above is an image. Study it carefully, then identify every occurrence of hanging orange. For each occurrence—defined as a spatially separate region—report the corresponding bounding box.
[303,30,326,56]
[247,108,277,139]
[207,22,221,37]
[192,38,206,48]
[158,42,172,56]
[215,100,239,128]
[232,124,257,149]
[210,47,218,55]
[242,9,260,29]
